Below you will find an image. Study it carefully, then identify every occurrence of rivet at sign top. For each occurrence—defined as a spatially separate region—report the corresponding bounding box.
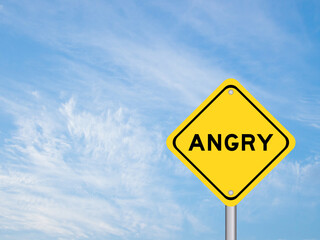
[228,89,234,95]
[228,190,234,196]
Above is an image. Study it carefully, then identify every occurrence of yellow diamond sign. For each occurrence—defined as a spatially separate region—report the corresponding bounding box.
[166,79,295,206]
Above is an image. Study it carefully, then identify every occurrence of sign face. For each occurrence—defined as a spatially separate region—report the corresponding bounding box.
[166,79,295,206]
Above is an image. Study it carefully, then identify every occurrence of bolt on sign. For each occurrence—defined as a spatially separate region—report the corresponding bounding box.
[166,79,295,206]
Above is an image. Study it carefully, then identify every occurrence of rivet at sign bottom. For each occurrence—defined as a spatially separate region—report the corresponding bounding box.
[228,89,234,95]
[228,190,234,196]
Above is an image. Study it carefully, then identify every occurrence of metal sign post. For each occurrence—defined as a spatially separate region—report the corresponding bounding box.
[166,78,295,238]
[225,205,237,240]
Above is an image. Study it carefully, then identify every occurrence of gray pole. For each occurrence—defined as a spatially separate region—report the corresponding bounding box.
[225,205,237,240]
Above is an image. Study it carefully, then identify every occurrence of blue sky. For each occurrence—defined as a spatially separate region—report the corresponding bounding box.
[0,0,319,239]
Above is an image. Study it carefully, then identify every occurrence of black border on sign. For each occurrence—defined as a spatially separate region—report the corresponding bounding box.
[172,85,289,200]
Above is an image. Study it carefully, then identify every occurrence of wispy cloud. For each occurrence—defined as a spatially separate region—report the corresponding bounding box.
[0,94,199,239]
[239,154,320,223]
[0,0,309,115]
[2,0,313,122]
[0,1,319,239]
[291,96,320,129]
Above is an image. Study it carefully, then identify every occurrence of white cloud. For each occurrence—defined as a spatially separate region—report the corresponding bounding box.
[0,0,304,117]
[0,0,231,108]
[239,155,320,222]
[291,96,320,129]
[155,0,305,61]
[0,95,200,239]
[0,1,319,238]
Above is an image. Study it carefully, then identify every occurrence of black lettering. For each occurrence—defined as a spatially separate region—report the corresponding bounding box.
[257,134,273,151]
[208,134,221,151]
[189,134,205,151]
[242,134,255,151]
[225,134,238,151]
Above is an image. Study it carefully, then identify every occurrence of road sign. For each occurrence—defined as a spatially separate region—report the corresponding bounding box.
[166,78,295,206]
